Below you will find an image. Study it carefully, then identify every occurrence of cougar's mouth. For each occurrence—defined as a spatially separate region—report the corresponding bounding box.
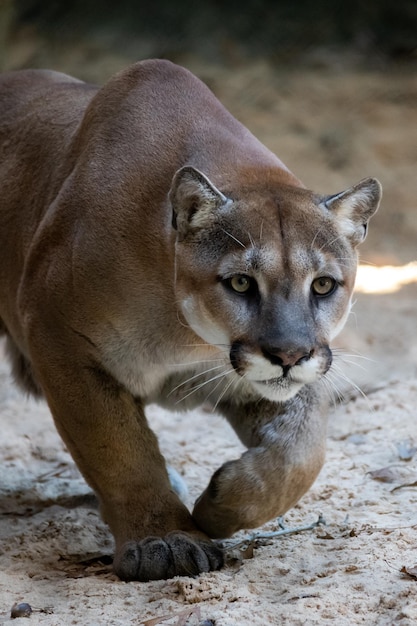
[229,340,333,402]
[256,376,289,385]
[255,372,303,390]
[251,376,304,403]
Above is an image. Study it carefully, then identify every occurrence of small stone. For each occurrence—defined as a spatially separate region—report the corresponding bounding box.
[11,602,33,618]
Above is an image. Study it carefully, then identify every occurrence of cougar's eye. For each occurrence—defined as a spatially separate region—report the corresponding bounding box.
[312,276,336,296]
[229,274,253,294]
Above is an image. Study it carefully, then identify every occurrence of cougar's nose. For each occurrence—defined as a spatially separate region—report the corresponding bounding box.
[261,346,315,368]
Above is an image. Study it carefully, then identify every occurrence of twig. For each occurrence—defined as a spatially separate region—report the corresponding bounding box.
[222,514,326,551]
[142,606,201,626]
[391,480,417,492]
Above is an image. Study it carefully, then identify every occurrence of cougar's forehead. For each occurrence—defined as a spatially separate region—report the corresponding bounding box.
[218,194,353,284]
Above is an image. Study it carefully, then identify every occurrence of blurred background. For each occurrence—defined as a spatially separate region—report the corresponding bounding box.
[1,0,416,387]
[2,0,417,70]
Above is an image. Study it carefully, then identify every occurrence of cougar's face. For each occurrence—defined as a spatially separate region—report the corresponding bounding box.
[174,187,359,403]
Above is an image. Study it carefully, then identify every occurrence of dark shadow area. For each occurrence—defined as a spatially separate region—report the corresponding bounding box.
[2,0,417,67]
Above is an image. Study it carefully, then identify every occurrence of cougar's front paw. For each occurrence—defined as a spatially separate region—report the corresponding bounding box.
[192,461,250,538]
[193,488,239,539]
[192,457,272,538]
[113,532,224,581]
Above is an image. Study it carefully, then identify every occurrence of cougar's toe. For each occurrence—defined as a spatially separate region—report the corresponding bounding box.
[113,532,223,582]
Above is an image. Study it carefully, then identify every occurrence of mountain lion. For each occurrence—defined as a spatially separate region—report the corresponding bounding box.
[0,59,381,581]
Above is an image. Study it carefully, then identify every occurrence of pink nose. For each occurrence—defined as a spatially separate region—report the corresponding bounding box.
[262,347,315,368]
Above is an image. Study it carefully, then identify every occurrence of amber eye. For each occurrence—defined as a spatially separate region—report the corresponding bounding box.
[312,276,336,296]
[229,275,252,293]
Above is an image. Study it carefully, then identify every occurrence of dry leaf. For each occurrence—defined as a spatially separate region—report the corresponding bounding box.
[227,542,255,559]
[316,531,336,540]
[288,594,320,603]
[368,467,399,483]
[240,542,255,559]
[400,565,417,580]
[225,540,256,569]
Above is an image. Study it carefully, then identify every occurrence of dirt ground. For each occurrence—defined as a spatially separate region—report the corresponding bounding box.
[0,43,416,625]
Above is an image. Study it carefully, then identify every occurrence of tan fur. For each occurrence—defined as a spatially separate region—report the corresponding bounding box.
[0,60,381,581]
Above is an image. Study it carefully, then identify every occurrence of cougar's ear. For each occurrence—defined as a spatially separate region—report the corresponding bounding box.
[323,177,382,245]
[169,166,231,236]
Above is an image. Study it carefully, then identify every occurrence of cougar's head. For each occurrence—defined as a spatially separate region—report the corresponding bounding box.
[170,166,381,403]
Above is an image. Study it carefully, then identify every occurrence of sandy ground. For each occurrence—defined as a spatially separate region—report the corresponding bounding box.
[0,47,416,625]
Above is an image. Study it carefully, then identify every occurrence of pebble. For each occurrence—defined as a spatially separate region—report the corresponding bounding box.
[11,602,33,618]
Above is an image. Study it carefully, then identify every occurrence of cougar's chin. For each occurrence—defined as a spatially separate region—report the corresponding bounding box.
[251,378,304,403]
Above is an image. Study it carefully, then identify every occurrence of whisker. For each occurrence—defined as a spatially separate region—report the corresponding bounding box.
[358,258,377,267]
[168,364,225,396]
[335,358,369,373]
[325,369,347,398]
[247,231,255,248]
[310,227,323,250]
[167,358,225,367]
[318,232,346,252]
[332,351,371,373]
[175,368,235,404]
[331,363,373,409]
[259,220,264,242]
[202,370,233,405]
[176,343,230,357]
[221,228,246,249]
[347,309,358,329]
[212,372,241,411]
[332,348,375,362]
[329,260,354,268]
[319,374,341,410]
[179,343,229,349]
